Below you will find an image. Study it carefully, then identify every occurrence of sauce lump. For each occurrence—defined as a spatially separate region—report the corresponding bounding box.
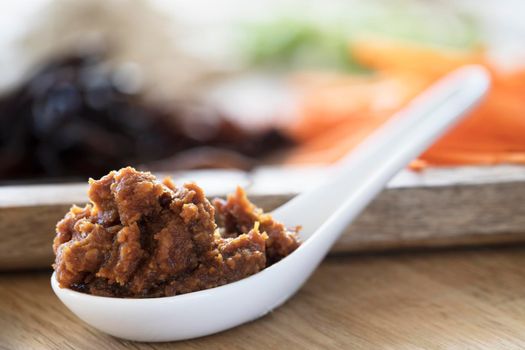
[53,167,300,297]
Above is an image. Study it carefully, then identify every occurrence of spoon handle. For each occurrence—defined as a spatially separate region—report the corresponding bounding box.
[272,65,490,240]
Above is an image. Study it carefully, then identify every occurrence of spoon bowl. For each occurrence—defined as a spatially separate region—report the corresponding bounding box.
[51,236,321,341]
[52,66,490,342]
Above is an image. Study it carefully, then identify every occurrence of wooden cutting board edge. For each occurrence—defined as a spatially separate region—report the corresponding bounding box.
[2,165,525,270]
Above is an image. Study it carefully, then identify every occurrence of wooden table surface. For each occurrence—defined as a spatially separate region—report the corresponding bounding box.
[2,246,525,349]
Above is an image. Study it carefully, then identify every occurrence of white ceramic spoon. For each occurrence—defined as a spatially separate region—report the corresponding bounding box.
[51,65,490,342]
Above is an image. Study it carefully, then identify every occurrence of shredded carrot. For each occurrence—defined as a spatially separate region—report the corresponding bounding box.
[284,38,525,168]
[350,37,487,77]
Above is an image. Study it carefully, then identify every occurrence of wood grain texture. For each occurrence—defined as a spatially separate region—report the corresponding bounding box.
[2,166,525,270]
[2,246,525,349]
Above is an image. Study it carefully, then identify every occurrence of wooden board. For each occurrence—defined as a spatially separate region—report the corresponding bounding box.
[2,165,525,270]
[2,245,525,349]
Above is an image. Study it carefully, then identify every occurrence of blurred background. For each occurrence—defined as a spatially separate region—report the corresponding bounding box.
[1,0,524,183]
